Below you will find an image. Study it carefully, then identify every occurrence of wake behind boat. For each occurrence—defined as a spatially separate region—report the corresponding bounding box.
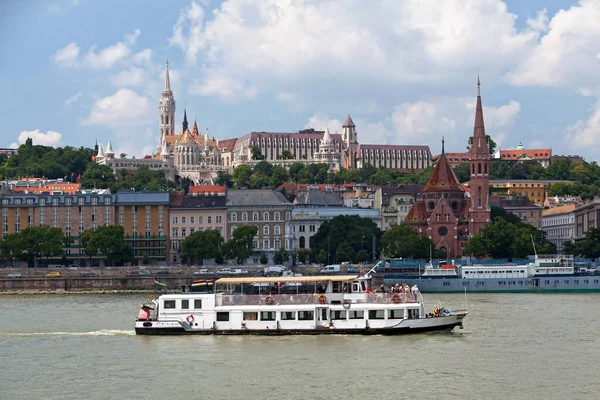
[134,270,467,335]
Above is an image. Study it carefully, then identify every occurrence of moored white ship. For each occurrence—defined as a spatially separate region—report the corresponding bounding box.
[135,272,467,335]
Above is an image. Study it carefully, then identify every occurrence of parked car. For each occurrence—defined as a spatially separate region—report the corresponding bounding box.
[217,268,232,275]
[126,270,140,276]
[46,272,61,278]
[139,270,152,275]
[193,269,211,275]
[264,265,287,276]
[80,272,95,277]
[346,268,359,274]
[231,269,249,275]
[7,272,22,278]
[155,270,170,276]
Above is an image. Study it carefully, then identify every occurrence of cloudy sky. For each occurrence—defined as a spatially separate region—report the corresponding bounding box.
[2,0,599,160]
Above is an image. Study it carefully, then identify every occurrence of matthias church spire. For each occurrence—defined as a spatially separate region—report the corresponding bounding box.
[158,59,176,153]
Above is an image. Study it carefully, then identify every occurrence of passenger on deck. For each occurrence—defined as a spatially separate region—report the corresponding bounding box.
[411,284,420,301]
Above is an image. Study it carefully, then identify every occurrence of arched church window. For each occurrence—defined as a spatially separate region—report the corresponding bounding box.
[485,163,487,174]
[472,164,475,174]
[478,186,482,208]
[478,163,481,174]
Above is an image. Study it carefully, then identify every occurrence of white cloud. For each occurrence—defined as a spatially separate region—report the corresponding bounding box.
[526,8,549,33]
[52,30,148,70]
[170,0,540,101]
[507,1,600,87]
[566,98,600,148]
[190,72,258,102]
[110,68,147,87]
[305,113,343,135]
[82,89,149,126]
[64,92,82,108]
[52,42,80,67]
[13,130,62,147]
[390,102,456,146]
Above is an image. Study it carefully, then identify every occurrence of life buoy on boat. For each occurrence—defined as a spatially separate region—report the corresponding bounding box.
[391,294,401,304]
[265,296,275,305]
[318,294,327,304]
[186,314,195,324]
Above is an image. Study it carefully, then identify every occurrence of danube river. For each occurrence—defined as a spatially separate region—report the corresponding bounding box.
[1,292,599,400]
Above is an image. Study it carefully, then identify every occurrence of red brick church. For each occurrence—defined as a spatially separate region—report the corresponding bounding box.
[404,79,490,259]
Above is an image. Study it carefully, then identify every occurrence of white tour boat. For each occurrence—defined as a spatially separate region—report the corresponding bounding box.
[134,271,467,335]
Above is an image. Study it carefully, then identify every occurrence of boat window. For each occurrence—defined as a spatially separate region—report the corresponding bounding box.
[368,310,385,320]
[164,300,176,309]
[361,281,366,291]
[298,311,314,321]
[332,310,346,320]
[349,310,364,319]
[216,312,229,321]
[352,283,359,292]
[407,309,419,319]
[243,312,258,321]
[181,299,189,310]
[388,309,404,319]
[281,311,296,320]
[194,299,202,309]
[260,311,276,321]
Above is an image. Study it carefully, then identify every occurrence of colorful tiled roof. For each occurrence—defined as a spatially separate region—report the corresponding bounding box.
[423,153,464,193]
[499,149,552,160]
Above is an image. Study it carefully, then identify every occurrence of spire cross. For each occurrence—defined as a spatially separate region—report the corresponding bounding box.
[477,70,481,97]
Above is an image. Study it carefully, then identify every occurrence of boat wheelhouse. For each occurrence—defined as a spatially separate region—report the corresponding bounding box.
[135,273,467,335]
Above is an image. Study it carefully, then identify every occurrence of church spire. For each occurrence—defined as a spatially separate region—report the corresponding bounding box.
[163,59,171,92]
[471,75,489,156]
[182,109,188,133]
[442,136,445,154]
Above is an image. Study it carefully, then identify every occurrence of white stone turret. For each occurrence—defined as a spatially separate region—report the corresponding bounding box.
[105,140,115,159]
[96,143,105,160]
[158,59,176,153]
[313,126,340,171]
[160,139,170,160]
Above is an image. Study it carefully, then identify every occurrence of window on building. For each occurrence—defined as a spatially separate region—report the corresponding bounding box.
[274,212,280,221]
[242,213,248,221]
[263,212,269,221]
[181,216,186,224]
[231,213,237,222]
[274,225,280,235]
[172,216,178,224]
[263,225,270,235]
[207,216,212,224]
[216,216,222,224]
[172,228,178,237]
[253,212,258,221]
[263,239,269,249]
[190,216,194,224]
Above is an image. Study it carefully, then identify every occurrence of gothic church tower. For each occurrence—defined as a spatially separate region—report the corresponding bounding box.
[342,114,358,169]
[468,77,491,236]
[158,60,175,152]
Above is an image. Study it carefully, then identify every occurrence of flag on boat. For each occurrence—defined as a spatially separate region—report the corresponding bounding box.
[192,280,214,288]
[153,278,168,287]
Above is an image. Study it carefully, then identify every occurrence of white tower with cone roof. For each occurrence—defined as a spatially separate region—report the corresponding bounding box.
[158,59,176,153]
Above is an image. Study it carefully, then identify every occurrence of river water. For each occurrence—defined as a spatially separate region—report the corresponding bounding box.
[1,292,599,400]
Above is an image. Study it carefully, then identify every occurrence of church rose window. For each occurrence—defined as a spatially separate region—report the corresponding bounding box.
[438,226,448,236]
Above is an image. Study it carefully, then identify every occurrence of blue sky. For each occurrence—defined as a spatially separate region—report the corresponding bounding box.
[2,0,599,161]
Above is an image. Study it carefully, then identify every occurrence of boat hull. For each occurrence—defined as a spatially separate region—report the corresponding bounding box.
[135,315,466,335]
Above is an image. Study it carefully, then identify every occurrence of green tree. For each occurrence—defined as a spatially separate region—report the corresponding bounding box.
[296,248,311,264]
[467,135,497,154]
[19,225,69,268]
[380,225,437,259]
[0,233,24,267]
[181,229,223,265]
[80,162,116,189]
[215,171,234,188]
[222,225,258,264]
[274,248,289,264]
[453,162,470,183]
[317,249,328,264]
[232,164,253,188]
[336,241,355,262]
[311,215,381,263]
[79,229,99,266]
[260,253,268,265]
[280,149,294,160]
[463,234,487,258]
[250,145,265,160]
[354,249,370,263]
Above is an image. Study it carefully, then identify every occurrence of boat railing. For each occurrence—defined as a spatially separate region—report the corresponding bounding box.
[217,292,421,307]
